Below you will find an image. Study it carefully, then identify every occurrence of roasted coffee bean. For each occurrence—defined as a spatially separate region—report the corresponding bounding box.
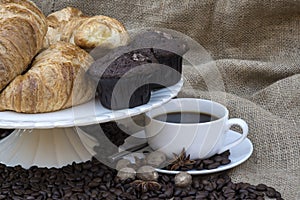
[140,193,149,199]
[71,187,83,193]
[174,188,182,196]
[12,185,23,190]
[182,197,194,200]
[266,187,277,198]
[216,178,226,190]
[82,162,92,170]
[196,162,204,170]
[114,188,123,196]
[64,190,73,198]
[13,189,24,196]
[87,181,99,188]
[2,183,11,188]
[196,191,209,198]
[194,159,202,166]
[1,189,10,195]
[203,159,214,165]
[202,179,210,185]
[221,158,231,165]
[30,177,40,183]
[209,191,220,199]
[165,187,173,198]
[93,177,102,183]
[96,169,105,177]
[101,191,111,198]
[256,183,268,191]
[204,183,215,192]
[12,196,23,200]
[161,175,170,183]
[158,193,167,198]
[227,181,235,189]
[62,166,73,174]
[24,190,32,195]
[275,191,282,198]
[99,184,107,191]
[181,190,188,197]
[213,155,224,162]
[188,189,197,196]
[192,179,200,189]
[109,187,116,194]
[31,192,40,197]
[223,187,236,197]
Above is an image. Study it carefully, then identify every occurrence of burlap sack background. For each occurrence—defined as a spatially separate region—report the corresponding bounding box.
[34,0,300,199]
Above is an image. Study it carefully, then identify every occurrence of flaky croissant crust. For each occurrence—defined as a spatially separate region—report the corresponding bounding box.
[0,42,95,113]
[0,0,47,91]
[45,7,129,50]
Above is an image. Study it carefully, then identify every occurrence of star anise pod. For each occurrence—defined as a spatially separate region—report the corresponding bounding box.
[130,180,161,193]
[168,148,196,171]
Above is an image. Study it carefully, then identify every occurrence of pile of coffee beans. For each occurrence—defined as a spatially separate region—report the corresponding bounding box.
[0,125,283,199]
[0,158,283,200]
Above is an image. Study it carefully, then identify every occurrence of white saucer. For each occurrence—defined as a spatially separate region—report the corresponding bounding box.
[156,130,253,175]
[119,130,253,175]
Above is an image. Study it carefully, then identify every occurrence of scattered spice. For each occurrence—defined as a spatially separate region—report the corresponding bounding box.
[167,148,196,171]
[130,180,161,193]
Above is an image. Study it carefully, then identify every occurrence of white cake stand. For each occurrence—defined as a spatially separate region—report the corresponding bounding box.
[0,80,183,169]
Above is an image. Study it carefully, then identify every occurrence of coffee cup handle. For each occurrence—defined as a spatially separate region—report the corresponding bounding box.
[218,118,249,154]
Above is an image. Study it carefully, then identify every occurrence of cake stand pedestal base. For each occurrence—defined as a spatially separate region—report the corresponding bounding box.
[0,128,98,169]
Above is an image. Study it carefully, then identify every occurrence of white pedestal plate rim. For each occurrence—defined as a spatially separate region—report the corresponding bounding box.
[0,80,183,169]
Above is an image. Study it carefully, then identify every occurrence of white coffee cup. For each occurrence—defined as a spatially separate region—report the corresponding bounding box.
[144,98,249,159]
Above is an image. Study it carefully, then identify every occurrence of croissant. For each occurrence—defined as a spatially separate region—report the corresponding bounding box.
[71,15,129,49]
[0,0,47,91]
[45,7,129,50]
[46,6,85,28]
[44,7,86,47]
[0,42,95,113]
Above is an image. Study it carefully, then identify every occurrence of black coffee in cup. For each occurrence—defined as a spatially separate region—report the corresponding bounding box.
[154,112,218,124]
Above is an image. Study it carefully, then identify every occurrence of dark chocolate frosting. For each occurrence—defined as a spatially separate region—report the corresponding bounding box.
[88,30,188,80]
[88,47,159,79]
